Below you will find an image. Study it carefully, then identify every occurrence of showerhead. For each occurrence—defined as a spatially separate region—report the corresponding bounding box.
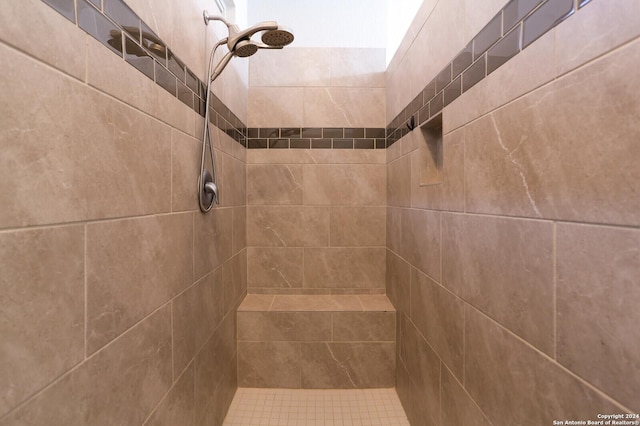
[261,27,295,47]
[234,40,259,57]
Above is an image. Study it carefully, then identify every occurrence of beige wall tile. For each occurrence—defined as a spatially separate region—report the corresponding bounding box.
[442,213,554,355]
[303,164,386,206]
[300,343,395,388]
[386,207,403,255]
[410,268,464,381]
[144,363,195,426]
[86,213,193,353]
[247,206,330,247]
[248,87,304,128]
[197,355,237,426]
[398,315,440,425]
[194,314,235,420]
[249,48,332,87]
[0,43,172,228]
[193,208,234,279]
[464,40,640,226]
[171,130,201,212]
[247,164,304,205]
[0,0,85,81]
[304,248,386,289]
[557,223,640,411]
[219,152,246,208]
[247,247,304,289]
[86,35,197,138]
[330,206,386,247]
[411,128,465,212]
[269,295,362,312]
[238,294,275,312]
[399,208,441,281]
[386,250,411,317]
[387,154,412,208]
[330,48,386,87]
[238,312,331,342]
[222,250,247,316]
[556,0,640,76]
[0,226,84,417]
[444,30,556,133]
[1,306,172,426]
[238,342,301,388]
[172,269,224,378]
[332,312,395,342]
[303,87,386,128]
[441,366,492,426]
[465,306,623,425]
[233,206,247,253]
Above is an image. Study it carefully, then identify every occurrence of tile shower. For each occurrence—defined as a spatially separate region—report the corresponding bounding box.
[0,1,638,426]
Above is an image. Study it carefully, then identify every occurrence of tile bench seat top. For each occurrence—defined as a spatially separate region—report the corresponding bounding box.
[238,294,395,312]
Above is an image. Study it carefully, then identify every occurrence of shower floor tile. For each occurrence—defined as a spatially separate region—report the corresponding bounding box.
[223,388,410,425]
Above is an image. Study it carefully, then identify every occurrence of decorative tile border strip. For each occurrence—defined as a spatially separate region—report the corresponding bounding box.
[386,0,594,147]
[41,0,247,146]
[246,127,387,149]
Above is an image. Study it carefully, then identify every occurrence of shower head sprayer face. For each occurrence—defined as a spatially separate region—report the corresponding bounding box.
[234,40,259,57]
[261,26,295,47]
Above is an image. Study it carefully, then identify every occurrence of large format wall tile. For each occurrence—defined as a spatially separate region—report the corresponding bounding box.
[557,223,640,411]
[1,306,172,426]
[303,248,386,289]
[300,343,395,388]
[303,87,385,128]
[329,206,386,247]
[330,48,385,88]
[410,268,464,380]
[238,342,301,388]
[247,164,304,205]
[465,39,640,226]
[0,0,86,81]
[222,250,248,316]
[194,314,236,421]
[247,206,330,247]
[86,213,193,353]
[0,226,84,417]
[247,247,304,289]
[248,87,304,128]
[249,48,332,87]
[442,213,554,355]
[399,208,441,281]
[303,164,386,206]
[444,30,556,133]
[556,0,640,76]
[172,269,224,378]
[387,154,411,208]
[385,249,411,316]
[0,43,172,229]
[171,130,201,212]
[465,306,622,426]
[398,315,440,425]
[441,366,492,426]
[332,312,395,342]
[238,312,331,342]
[193,208,234,279]
[144,364,195,426]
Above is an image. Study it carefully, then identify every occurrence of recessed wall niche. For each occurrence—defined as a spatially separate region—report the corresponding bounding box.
[418,113,443,186]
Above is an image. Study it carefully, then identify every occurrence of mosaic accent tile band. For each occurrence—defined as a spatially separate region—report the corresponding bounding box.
[246,127,387,149]
[386,0,595,147]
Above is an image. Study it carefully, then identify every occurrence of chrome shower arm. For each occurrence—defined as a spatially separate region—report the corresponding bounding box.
[203,11,232,27]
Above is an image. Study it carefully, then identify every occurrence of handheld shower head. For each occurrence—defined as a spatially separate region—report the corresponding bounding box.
[261,26,295,47]
[234,40,259,57]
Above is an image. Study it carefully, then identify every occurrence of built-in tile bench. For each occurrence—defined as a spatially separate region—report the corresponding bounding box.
[237,294,396,389]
